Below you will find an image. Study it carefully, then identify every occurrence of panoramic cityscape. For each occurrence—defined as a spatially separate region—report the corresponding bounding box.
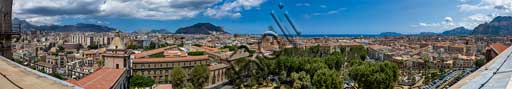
[2,0,512,89]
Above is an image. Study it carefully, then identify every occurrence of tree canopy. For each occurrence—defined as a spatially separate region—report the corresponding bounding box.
[291,71,311,89]
[188,51,205,56]
[191,65,210,88]
[129,75,155,88]
[474,59,486,68]
[349,61,399,89]
[223,45,397,88]
[170,67,188,89]
[312,69,344,89]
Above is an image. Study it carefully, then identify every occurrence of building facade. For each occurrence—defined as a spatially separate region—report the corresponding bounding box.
[131,56,210,83]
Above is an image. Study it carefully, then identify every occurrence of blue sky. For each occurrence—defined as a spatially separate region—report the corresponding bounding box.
[13,0,512,34]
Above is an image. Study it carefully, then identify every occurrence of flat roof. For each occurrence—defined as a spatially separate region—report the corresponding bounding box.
[0,56,80,89]
[209,64,229,70]
[133,46,174,58]
[451,46,512,89]
[154,84,173,89]
[133,55,209,63]
[71,68,125,89]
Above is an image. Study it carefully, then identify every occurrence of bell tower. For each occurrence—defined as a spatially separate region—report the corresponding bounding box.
[102,30,129,69]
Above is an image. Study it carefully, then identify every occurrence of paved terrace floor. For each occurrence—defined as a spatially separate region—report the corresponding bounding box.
[0,56,81,89]
[451,46,512,89]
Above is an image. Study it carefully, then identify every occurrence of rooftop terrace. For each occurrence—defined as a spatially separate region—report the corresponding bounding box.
[0,56,81,89]
[451,45,512,89]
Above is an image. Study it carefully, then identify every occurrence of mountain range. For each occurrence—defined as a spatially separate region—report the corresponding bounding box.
[14,19,229,34]
[379,32,402,36]
[175,23,229,34]
[441,27,472,35]
[14,18,116,32]
[377,27,471,36]
[472,16,512,35]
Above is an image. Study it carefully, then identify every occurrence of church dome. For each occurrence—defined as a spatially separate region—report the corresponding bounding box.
[107,30,126,50]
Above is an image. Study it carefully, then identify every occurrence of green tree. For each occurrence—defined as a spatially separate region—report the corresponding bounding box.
[188,51,205,56]
[170,67,187,89]
[87,44,99,49]
[177,44,184,47]
[323,55,345,70]
[349,61,399,89]
[129,75,155,88]
[312,69,343,89]
[149,42,156,49]
[305,61,328,77]
[127,44,139,49]
[183,82,195,89]
[96,60,104,67]
[193,44,203,47]
[346,45,367,60]
[191,65,210,88]
[160,43,169,47]
[49,72,65,80]
[474,59,486,68]
[220,45,236,51]
[291,71,311,89]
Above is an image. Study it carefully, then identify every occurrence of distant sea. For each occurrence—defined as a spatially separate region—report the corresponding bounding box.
[296,34,380,38]
[247,34,388,38]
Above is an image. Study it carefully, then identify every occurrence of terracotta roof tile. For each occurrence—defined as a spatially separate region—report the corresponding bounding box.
[66,79,81,86]
[71,67,126,89]
[491,43,509,54]
[133,46,174,58]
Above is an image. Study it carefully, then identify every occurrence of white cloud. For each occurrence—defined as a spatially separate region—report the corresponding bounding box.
[98,0,220,20]
[458,4,494,11]
[320,5,327,8]
[412,17,458,32]
[414,0,512,32]
[458,0,512,12]
[25,16,61,25]
[308,8,346,16]
[467,13,494,22]
[445,17,454,22]
[204,0,265,18]
[13,0,266,25]
[455,0,512,28]
[296,3,311,7]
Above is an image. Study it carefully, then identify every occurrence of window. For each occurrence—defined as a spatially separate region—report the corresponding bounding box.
[116,64,119,69]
